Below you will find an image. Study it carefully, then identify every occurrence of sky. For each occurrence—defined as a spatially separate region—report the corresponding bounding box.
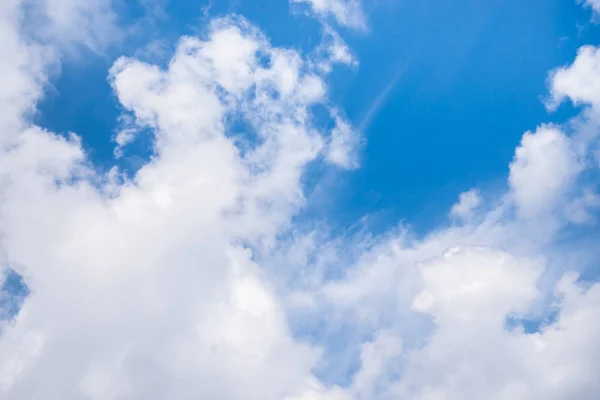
[1,0,600,399]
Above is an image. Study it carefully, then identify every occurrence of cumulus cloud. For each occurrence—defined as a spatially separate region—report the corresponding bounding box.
[509,125,581,219]
[550,45,600,109]
[0,3,357,399]
[386,248,600,400]
[1,0,600,399]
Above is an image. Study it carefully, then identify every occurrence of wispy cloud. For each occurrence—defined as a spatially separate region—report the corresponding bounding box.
[292,0,367,30]
[358,68,405,132]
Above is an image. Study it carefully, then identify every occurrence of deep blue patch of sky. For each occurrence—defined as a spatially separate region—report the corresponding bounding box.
[0,269,30,321]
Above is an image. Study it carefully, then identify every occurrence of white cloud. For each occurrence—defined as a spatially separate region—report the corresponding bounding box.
[509,125,581,219]
[1,0,600,399]
[0,5,358,399]
[583,0,600,13]
[412,246,541,320]
[386,248,600,400]
[352,330,403,398]
[294,214,600,398]
[0,0,50,137]
[565,189,600,224]
[550,45,600,109]
[292,0,366,30]
[450,189,481,221]
[326,110,359,168]
[30,0,118,51]
[315,26,357,73]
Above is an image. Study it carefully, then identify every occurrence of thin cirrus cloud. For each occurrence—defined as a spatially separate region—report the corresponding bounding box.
[291,0,366,30]
[585,0,600,13]
[0,0,599,400]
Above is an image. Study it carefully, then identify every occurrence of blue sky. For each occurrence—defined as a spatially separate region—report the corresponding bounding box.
[35,0,600,234]
[3,0,600,398]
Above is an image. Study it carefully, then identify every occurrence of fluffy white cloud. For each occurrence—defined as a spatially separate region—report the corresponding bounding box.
[385,248,600,400]
[450,189,481,221]
[288,221,600,399]
[509,125,581,219]
[550,45,600,109]
[0,5,357,399]
[292,0,366,30]
[1,0,600,399]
